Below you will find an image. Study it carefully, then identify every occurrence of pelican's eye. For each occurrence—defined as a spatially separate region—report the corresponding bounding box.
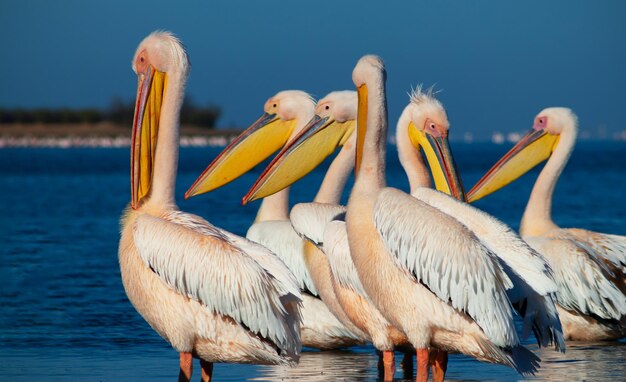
[424,118,444,137]
[534,116,548,130]
[325,105,330,110]
[424,118,437,132]
[135,50,149,73]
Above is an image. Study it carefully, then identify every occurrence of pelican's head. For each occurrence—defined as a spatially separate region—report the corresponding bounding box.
[352,55,386,88]
[403,87,449,138]
[185,90,315,199]
[132,31,190,78]
[532,107,578,136]
[467,107,575,202]
[131,31,189,209]
[398,87,465,200]
[242,91,358,204]
[264,90,315,122]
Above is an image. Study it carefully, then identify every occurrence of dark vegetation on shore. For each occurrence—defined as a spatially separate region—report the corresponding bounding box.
[0,97,220,128]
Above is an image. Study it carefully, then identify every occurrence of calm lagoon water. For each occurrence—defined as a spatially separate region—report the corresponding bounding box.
[1,142,625,381]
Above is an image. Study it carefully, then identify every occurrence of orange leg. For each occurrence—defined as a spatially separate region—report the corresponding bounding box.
[178,352,193,382]
[416,348,429,382]
[382,350,395,381]
[430,349,448,382]
[200,359,214,382]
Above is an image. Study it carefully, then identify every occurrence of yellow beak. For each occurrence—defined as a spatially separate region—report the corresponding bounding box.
[184,113,297,198]
[467,128,560,203]
[407,122,466,201]
[355,84,368,176]
[242,114,356,204]
[131,65,167,209]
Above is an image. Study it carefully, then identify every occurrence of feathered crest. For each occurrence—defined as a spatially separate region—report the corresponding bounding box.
[408,84,441,105]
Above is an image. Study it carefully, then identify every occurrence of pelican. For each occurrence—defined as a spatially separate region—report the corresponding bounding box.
[394,89,565,355]
[185,91,366,349]
[468,107,626,340]
[247,80,566,380]
[245,90,413,381]
[118,32,301,382]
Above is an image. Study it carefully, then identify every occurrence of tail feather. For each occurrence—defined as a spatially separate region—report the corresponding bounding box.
[522,292,566,352]
[501,261,566,352]
[510,345,541,376]
[433,331,540,376]
[474,336,541,376]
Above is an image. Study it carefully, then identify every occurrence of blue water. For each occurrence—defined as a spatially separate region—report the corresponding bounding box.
[1,142,625,381]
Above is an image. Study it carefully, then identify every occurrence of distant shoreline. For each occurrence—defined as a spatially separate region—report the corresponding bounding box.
[0,123,242,148]
[2,123,625,148]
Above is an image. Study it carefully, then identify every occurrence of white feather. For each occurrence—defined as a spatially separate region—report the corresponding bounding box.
[323,220,368,296]
[290,202,346,245]
[132,210,302,356]
[566,229,626,270]
[299,294,365,348]
[247,220,318,296]
[527,232,626,321]
[374,188,518,348]
[412,188,565,351]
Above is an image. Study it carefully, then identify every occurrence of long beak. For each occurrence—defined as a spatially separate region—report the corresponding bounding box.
[467,128,560,203]
[408,122,466,201]
[355,84,368,176]
[242,115,355,204]
[184,112,296,198]
[131,65,167,209]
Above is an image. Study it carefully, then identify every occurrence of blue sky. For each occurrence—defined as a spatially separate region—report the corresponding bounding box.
[1,0,625,137]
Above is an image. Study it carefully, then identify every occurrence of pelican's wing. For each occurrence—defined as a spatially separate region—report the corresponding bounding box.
[565,228,626,270]
[374,187,518,348]
[247,220,318,296]
[413,188,565,351]
[290,202,346,245]
[528,232,626,321]
[323,220,368,296]
[133,211,302,355]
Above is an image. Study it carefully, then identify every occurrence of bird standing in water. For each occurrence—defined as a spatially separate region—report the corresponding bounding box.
[118,31,302,382]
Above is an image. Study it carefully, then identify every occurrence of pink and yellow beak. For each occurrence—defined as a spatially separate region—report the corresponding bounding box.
[242,114,356,204]
[184,112,297,199]
[407,122,466,201]
[467,128,560,203]
[131,65,167,209]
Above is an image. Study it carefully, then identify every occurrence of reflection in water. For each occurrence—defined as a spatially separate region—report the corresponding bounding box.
[254,349,379,381]
[253,342,626,382]
[529,341,626,381]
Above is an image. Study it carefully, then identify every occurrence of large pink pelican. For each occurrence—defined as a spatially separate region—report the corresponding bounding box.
[118,32,301,382]
[246,82,565,380]
[468,107,626,340]
[185,91,366,349]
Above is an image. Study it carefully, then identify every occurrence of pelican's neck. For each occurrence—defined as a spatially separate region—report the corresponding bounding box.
[396,108,431,194]
[520,128,576,236]
[254,187,290,222]
[314,140,355,204]
[145,71,185,211]
[354,77,388,195]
